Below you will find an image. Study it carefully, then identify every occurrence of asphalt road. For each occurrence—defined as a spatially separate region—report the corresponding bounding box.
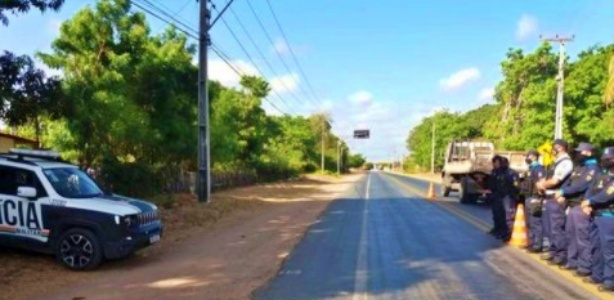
[254,171,595,300]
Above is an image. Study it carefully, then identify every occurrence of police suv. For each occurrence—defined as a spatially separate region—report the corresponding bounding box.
[0,149,162,270]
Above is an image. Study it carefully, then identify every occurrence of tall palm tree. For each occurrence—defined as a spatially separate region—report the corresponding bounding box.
[605,56,614,107]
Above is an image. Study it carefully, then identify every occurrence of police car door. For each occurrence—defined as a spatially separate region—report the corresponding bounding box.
[0,165,50,244]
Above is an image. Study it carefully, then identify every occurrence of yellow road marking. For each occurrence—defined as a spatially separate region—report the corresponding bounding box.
[382,172,610,300]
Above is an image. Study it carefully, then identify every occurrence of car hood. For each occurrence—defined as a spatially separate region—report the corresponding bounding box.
[65,194,157,216]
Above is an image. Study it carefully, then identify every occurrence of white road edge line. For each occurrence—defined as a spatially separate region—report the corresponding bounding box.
[353,173,371,300]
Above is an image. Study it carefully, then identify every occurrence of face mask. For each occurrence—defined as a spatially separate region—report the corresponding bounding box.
[525,158,532,165]
[575,155,589,165]
[601,160,614,169]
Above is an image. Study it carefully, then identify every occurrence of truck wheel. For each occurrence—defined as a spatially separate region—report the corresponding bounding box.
[56,228,103,271]
[442,174,452,197]
[459,183,468,203]
[443,186,452,197]
[458,180,478,204]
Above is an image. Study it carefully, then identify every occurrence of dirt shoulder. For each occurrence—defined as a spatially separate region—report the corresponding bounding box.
[1,173,363,300]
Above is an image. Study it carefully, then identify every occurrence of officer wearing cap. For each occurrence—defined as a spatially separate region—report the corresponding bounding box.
[536,139,574,265]
[487,155,505,237]
[521,149,547,253]
[554,142,600,272]
[580,147,614,291]
[493,156,519,241]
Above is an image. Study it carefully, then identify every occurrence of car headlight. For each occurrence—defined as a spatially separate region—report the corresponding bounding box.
[120,215,138,228]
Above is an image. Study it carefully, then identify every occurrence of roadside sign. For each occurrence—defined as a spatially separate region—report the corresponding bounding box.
[354,129,370,139]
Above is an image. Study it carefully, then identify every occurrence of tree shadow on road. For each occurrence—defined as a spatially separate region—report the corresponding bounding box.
[252,195,519,300]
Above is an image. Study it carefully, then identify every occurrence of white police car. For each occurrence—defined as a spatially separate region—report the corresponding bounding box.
[0,149,162,270]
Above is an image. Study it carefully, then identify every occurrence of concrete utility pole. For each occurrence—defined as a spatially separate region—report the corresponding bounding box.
[198,0,235,203]
[321,129,326,173]
[197,0,211,202]
[431,123,436,174]
[337,140,341,175]
[541,34,574,139]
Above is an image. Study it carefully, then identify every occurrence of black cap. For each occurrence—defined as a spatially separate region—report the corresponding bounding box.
[553,139,569,150]
[526,149,540,157]
[602,147,614,159]
[575,142,594,152]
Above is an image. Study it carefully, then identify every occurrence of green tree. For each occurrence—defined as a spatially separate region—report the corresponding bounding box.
[39,0,197,168]
[0,0,64,25]
[407,110,472,169]
[565,45,614,148]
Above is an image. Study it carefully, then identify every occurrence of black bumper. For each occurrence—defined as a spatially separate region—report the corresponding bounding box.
[103,223,163,260]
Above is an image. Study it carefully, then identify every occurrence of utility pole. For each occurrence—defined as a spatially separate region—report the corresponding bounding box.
[321,129,325,173]
[541,34,574,139]
[337,140,341,175]
[431,123,435,174]
[197,0,235,203]
[197,0,211,203]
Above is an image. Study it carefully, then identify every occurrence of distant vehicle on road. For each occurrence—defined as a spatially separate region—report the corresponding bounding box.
[0,149,163,270]
[441,140,528,204]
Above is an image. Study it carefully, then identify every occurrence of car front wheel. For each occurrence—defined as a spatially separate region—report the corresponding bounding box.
[56,228,103,270]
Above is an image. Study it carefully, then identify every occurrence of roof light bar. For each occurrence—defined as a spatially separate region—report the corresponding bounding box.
[9,149,60,159]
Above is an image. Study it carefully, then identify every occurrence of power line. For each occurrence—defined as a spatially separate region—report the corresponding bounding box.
[131,0,199,40]
[245,0,322,110]
[132,0,290,115]
[148,0,194,33]
[264,0,324,109]
[210,43,289,115]
[213,6,296,113]
[227,6,304,110]
[136,0,199,36]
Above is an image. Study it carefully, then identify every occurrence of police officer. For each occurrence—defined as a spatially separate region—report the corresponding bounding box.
[521,149,547,253]
[581,147,614,291]
[536,139,574,265]
[554,142,600,273]
[494,156,519,241]
[487,155,505,236]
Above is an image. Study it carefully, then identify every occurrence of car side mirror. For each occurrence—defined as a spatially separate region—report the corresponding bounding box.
[17,186,37,199]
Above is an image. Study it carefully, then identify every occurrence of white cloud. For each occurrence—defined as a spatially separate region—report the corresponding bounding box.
[439,68,481,91]
[348,90,374,107]
[516,14,538,41]
[270,73,299,95]
[208,59,259,87]
[478,87,495,102]
[48,18,62,36]
[273,39,289,55]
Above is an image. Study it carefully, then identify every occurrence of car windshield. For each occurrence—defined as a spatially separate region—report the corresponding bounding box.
[43,168,104,199]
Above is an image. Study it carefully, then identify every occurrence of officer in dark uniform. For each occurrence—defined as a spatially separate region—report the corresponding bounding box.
[520,149,547,253]
[581,147,614,291]
[554,142,600,273]
[487,155,504,236]
[536,139,574,265]
[494,156,519,241]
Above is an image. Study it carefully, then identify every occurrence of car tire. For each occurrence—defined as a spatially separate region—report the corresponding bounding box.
[55,228,103,270]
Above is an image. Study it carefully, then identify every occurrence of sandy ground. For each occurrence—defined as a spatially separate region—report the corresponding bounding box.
[0,173,363,300]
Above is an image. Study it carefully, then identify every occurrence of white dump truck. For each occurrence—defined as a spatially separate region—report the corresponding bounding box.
[441,140,528,204]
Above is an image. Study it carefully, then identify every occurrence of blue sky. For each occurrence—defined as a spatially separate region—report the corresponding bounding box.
[1,0,613,161]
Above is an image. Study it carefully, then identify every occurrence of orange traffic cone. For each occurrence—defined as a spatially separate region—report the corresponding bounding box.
[427,182,436,200]
[508,203,529,247]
